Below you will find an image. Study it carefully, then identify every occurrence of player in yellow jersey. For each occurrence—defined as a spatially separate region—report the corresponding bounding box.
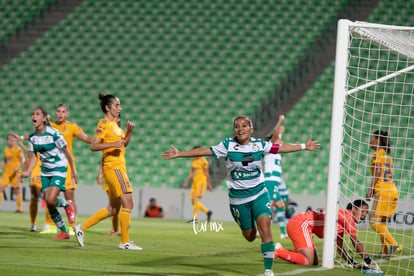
[95,115,123,236]
[0,133,25,213]
[43,104,93,233]
[365,130,402,257]
[74,93,141,250]
[28,154,42,231]
[13,135,42,231]
[183,146,213,222]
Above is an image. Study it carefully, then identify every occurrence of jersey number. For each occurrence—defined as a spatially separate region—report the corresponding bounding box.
[383,163,393,182]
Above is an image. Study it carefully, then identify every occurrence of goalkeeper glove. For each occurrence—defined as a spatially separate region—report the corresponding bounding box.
[363,256,381,271]
[348,258,364,269]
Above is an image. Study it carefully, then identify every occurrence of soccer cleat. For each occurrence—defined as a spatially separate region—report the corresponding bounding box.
[65,200,76,225]
[54,232,70,240]
[275,242,283,250]
[30,225,37,232]
[389,244,403,256]
[280,233,289,240]
[264,269,274,276]
[187,218,197,223]
[118,241,143,250]
[40,224,57,234]
[274,242,283,258]
[73,224,84,247]
[68,228,75,236]
[207,211,213,222]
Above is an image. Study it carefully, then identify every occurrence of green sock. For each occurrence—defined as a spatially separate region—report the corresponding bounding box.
[277,205,287,235]
[50,209,68,233]
[261,241,275,270]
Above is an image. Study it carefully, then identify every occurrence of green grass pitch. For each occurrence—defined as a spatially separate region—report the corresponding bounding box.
[0,211,411,275]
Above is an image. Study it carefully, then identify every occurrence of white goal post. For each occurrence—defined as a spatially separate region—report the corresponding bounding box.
[324,19,414,274]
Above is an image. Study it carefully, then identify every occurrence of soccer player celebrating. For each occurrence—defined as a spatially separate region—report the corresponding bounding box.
[74,93,141,250]
[162,115,319,276]
[20,107,76,240]
[274,199,380,271]
[366,130,401,256]
[263,115,289,239]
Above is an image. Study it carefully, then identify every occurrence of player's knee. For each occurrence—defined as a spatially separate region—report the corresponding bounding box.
[31,195,40,202]
[242,229,257,242]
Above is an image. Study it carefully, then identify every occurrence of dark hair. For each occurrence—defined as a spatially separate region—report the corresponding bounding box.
[56,103,69,112]
[98,93,117,114]
[346,199,368,210]
[373,130,391,154]
[35,106,50,125]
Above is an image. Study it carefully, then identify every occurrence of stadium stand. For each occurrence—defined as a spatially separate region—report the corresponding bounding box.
[0,0,351,189]
[0,0,57,45]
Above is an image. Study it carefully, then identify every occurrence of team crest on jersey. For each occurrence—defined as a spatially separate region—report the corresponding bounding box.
[112,126,122,136]
[252,143,259,152]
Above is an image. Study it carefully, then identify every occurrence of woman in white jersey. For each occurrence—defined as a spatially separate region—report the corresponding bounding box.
[162,115,320,276]
[264,115,290,239]
[21,107,77,241]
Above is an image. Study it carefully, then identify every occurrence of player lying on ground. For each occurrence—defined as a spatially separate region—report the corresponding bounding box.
[274,199,380,271]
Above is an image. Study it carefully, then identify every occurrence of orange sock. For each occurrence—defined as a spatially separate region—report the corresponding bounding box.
[120,208,132,244]
[371,223,398,246]
[16,194,23,212]
[82,208,110,232]
[197,201,208,214]
[192,200,208,219]
[45,206,55,226]
[275,248,309,265]
[29,197,39,224]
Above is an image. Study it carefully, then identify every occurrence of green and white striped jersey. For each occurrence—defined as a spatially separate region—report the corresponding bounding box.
[28,126,68,178]
[211,137,278,204]
[264,153,288,196]
[264,153,282,185]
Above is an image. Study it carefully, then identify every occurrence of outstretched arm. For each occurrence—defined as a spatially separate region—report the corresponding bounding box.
[279,135,320,153]
[162,145,213,160]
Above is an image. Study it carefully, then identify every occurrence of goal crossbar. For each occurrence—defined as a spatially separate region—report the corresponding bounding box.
[346,64,414,96]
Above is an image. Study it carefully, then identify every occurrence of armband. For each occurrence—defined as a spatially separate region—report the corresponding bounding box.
[270,143,280,154]
[300,143,306,150]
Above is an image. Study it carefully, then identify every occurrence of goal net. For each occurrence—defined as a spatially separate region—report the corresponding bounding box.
[323,20,414,276]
